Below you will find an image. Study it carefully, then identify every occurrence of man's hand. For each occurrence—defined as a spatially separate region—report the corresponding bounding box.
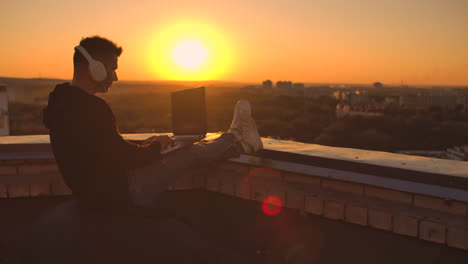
[142,135,175,150]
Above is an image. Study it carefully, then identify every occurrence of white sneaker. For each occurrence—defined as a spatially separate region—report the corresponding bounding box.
[228,100,263,153]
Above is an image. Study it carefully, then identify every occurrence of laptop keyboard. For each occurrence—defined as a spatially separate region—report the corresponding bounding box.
[160,140,190,154]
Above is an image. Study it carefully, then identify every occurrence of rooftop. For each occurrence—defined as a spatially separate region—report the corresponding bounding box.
[1,134,468,263]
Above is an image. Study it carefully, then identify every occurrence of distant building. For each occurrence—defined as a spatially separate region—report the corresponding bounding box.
[445,146,468,161]
[384,97,398,104]
[334,90,369,104]
[398,145,468,161]
[336,102,384,118]
[262,80,273,89]
[276,81,293,95]
[276,81,292,90]
[348,93,370,105]
[293,83,304,90]
[399,95,429,110]
[0,84,9,136]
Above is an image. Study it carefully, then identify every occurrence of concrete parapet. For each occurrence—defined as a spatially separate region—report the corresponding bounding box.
[1,139,468,251]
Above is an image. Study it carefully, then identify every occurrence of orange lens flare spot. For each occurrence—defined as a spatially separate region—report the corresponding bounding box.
[262,195,283,216]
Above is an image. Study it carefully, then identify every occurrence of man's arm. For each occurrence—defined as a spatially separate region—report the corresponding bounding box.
[104,133,162,168]
[95,102,163,169]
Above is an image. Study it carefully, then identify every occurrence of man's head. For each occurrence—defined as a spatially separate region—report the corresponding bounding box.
[73,36,122,94]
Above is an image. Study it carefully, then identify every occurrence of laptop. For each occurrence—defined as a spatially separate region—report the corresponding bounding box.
[161,86,207,154]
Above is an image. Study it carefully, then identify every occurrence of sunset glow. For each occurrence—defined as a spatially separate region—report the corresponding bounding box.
[146,21,232,81]
[0,0,467,85]
[172,40,208,70]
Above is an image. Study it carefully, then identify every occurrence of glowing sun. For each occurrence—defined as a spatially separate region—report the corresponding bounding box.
[147,21,233,81]
[172,40,208,69]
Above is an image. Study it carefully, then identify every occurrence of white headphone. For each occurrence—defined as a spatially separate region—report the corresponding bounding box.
[74,45,107,82]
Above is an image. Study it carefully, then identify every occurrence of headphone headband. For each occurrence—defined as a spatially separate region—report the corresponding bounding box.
[74,45,94,62]
[74,45,107,82]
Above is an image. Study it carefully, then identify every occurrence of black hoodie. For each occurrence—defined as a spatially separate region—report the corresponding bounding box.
[43,83,161,212]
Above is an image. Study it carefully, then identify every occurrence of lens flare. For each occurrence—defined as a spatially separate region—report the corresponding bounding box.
[262,195,283,216]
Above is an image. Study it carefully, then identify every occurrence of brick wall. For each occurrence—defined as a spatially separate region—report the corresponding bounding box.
[0,159,71,198]
[1,155,468,251]
[169,161,468,251]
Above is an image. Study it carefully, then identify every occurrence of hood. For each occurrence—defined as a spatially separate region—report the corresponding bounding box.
[43,83,87,130]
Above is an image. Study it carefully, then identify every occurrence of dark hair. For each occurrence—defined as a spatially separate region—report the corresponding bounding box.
[73,35,123,69]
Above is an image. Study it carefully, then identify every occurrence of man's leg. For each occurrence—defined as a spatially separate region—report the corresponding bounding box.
[129,133,240,208]
[129,99,263,208]
[127,132,258,264]
[126,100,262,263]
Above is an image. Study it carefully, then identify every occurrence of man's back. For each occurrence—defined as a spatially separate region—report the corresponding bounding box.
[43,83,161,211]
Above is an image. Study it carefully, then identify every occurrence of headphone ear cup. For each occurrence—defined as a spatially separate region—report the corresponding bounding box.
[88,60,107,82]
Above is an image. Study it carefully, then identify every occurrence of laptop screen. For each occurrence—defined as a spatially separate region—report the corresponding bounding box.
[171,87,207,136]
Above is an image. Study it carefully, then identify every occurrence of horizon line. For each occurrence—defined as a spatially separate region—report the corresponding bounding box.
[1,76,468,88]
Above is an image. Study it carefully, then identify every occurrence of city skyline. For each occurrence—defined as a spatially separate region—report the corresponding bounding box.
[1,0,467,86]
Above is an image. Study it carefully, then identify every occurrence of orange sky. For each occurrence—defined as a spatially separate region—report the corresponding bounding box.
[0,0,467,85]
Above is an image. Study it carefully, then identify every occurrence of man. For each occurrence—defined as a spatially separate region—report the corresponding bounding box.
[43,35,263,213]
